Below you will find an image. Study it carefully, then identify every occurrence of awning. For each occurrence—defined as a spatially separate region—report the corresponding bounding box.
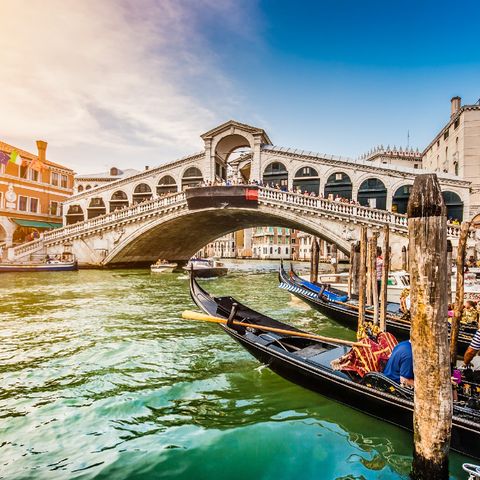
[11,218,63,229]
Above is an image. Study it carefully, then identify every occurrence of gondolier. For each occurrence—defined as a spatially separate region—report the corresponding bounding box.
[464,329,480,366]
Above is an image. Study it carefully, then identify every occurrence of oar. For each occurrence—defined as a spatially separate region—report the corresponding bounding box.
[182,310,368,347]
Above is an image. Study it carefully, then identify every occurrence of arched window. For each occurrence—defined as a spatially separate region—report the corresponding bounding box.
[443,191,464,222]
[85,185,91,190]
[87,198,106,219]
[77,185,84,193]
[263,162,288,190]
[392,185,412,214]
[293,167,320,194]
[109,190,129,212]
[182,167,203,189]
[132,183,153,204]
[358,178,387,210]
[65,205,85,225]
[324,172,352,200]
[157,175,177,195]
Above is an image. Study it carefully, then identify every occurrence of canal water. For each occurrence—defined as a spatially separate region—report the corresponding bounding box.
[0,262,471,479]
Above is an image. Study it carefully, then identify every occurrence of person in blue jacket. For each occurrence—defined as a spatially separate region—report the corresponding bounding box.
[383,340,414,387]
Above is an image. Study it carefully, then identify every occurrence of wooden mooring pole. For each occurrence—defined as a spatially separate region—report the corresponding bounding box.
[357,227,368,331]
[379,225,390,331]
[446,240,453,304]
[366,234,372,306]
[450,221,471,364]
[369,234,379,325]
[348,242,355,298]
[310,237,319,283]
[351,241,360,296]
[408,174,451,480]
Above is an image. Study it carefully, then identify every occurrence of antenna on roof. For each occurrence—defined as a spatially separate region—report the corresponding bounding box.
[407,130,410,149]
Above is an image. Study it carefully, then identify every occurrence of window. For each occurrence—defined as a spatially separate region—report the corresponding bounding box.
[20,164,28,178]
[444,128,449,140]
[29,169,39,181]
[437,140,440,148]
[414,164,419,169]
[78,185,84,192]
[50,201,60,216]
[51,172,59,186]
[29,198,39,213]
[18,196,28,211]
[61,175,68,188]
[454,118,460,129]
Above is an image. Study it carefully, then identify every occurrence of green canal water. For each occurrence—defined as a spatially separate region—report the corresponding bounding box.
[0,263,471,479]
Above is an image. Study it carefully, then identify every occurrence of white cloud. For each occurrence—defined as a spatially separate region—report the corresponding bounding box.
[0,0,257,172]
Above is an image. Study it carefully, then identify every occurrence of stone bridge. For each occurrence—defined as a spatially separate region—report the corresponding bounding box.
[9,186,467,268]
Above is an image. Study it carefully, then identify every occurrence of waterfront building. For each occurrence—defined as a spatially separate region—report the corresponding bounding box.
[75,167,139,194]
[198,232,237,258]
[422,96,480,219]
[294,232,347,262]
[362,146,422,169]
[251,226,292,260]
[0,140,74,248]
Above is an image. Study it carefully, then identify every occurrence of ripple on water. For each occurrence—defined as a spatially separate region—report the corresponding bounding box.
[0,268,470,479]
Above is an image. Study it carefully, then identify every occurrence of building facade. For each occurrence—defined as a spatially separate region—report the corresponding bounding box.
[0,140,74,248]
[422,96,480,219]
[75,167,139,194]
[251,226,292,260]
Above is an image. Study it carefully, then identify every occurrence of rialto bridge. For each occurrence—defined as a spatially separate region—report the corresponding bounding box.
[7,121,473,267]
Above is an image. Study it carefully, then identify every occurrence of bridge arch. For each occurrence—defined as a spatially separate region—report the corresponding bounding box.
[324,171,353,200]
[182,166,203,189]
[213,134,252,181]
[442,191,464,221]
[109,190,129,212]
[293,166,320,194]
[65,205,85,225]
[133,183,153,204]
[156,175,177,196]
[391,184,413,214]
[87,198,106,219]
[358,177,387,210]
[263,161,288,190]
[103,204,351,266]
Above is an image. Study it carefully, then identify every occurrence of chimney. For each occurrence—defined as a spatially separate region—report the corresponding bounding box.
[36,140,47,163]
[451,96,461,117]
[145,165,149,170]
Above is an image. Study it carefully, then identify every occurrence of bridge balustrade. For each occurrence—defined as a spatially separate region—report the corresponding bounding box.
[10,186,466,261]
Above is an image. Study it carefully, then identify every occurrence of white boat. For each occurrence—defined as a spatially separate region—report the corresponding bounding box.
[183,258,228,278]
[150,260,177,273]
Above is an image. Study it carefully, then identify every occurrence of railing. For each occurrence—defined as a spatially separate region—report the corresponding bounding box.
[11,192,187,257]
[11,186,466,259]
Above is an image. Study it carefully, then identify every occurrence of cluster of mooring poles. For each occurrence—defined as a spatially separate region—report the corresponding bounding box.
[308,173,472,479]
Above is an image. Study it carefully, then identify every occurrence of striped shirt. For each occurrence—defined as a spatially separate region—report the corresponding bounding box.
[470,330,480,350]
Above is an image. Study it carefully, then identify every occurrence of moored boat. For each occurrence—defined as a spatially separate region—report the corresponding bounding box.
[279,263,476,355]
[188,272,480,459]
[0,258,78,273]
[183,258,228,278]
[150,259,177,273]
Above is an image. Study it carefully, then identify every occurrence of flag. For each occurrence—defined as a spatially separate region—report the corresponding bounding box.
[30,157,43,172]
[0,151,9,166]
[9,150,23,166]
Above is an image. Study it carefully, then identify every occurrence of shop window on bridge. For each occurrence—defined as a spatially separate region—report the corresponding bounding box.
[132,183,153,204]
[293,167,320,194]
[215,162,226,180]
[442,191,463,222]
[358,178,387,210]
[182,167,203,189]
[87,198,106,219]
[109,190,129,212]
[392,185,412,214]
[324,172,352,200]
[66,205,85,224]
[156,175,177,196]
[263,162,288,190]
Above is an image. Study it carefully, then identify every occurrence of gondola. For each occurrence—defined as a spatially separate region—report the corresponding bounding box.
[279,263,476,356]
[189,272,480,459]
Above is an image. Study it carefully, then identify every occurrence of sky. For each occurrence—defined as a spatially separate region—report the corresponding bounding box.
[1,0,480,174]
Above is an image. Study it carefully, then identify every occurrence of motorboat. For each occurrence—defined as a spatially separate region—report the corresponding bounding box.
[183,258,228,278]
[150,260,177,273]
[0,257,78,273]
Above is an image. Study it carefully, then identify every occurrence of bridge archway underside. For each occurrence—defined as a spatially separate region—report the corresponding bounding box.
[105,206,353,265]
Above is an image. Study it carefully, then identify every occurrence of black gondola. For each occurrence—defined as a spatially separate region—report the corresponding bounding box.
[279,263,476,356]
[188,272,480,459]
